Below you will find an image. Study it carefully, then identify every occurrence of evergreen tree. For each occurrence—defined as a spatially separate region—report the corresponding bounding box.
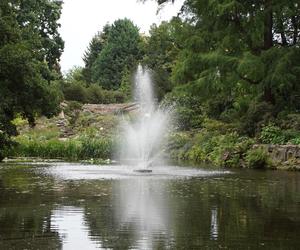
[82,24,111,83]
[172,1,300,116]
[91,19,142,90]
[144,0,300,134]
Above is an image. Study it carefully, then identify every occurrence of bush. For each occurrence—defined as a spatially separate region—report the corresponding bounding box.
[63,83,87,103]
[166,118,255,168]
[259,123,300,144]
[259,124,286,144]
[101,90,116,104]
[245,147,270,169]
[278,113,300,130]
[238,101,274,136]
[86,84,104,103]
[162,92,203,130]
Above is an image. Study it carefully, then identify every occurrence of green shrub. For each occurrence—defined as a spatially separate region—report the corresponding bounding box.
[289,137,300,145]
[65,101,83,113]
[101,90,116,104]
[63,83,87,103]
[259,124,286,144]
[278,113,300,130]
[245,147,270,169]
[113,90,125,103]
[167,132,191,151]
[167,119,255,168]
[162,92,203,130]
[259,123,300,144]
[86,84,104,103]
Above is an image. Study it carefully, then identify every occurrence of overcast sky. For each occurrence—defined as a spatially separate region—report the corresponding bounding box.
[59,0,184,73]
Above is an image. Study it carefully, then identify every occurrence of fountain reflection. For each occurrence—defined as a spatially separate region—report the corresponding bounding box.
[210,206,218,240]
[114,178,173,249]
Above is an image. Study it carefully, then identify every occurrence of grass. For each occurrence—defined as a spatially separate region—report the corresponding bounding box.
[10,137,114,161]
[9,108,118,161]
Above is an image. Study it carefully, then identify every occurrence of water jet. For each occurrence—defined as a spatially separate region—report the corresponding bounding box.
[119,65,170,172]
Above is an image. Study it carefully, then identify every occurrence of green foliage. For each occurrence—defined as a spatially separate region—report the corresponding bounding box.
[167,118,255,168]
[82,27,110,83]
[241,102,273,135]
[259,124,286,144]
[245,148,270,169]
[0,131,14,161]
[259,123,300,145]
[62,67,126,104]
[0,0,64,160]
[143,19,181,99]
[278,113,300,131]
[166,132,192,160]
[163,91,203,130]
[91,19,143,90]
[142,0,300,137]
[11,135,114,161]
[118,68,132,101]
[63,83,88,103]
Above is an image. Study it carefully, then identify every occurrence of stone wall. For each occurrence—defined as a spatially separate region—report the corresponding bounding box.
[254,144,300,162]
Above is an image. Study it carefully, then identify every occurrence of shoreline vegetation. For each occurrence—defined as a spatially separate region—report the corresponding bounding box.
[5,102,300,171]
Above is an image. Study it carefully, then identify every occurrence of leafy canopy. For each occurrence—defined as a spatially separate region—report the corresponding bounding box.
[0,0,64,160]
[88,19,143,90]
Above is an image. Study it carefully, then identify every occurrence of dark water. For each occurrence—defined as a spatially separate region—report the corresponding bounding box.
[0,162,299,250]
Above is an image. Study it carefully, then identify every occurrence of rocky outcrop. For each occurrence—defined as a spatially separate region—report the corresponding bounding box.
[254,144,300,163]
[56,117,74,138]
[82,103,139,115]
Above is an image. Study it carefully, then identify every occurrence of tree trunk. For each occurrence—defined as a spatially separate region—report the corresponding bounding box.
[264,0,273,50]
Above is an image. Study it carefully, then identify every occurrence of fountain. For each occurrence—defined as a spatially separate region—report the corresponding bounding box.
[119,65,170,172]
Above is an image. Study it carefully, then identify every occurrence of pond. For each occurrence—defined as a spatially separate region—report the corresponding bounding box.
[0,162,299,249]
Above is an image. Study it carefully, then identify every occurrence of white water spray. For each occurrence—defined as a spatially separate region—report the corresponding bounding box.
[119,65,170,170]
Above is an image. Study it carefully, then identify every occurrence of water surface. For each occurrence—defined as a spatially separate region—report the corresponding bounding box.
[0,162,299,249]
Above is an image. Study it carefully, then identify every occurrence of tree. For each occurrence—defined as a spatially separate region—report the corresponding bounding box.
[82,24,111,83]
[0,0,64,160]
[91,19,143,90]
[144,19,181,99]
[15,0,64,72]
[142,0,300,134]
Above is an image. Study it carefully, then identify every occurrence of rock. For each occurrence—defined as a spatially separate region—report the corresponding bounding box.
[82,103,139,115]
[254,144,300,170]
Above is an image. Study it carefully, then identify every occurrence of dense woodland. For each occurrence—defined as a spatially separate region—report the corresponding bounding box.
[1,0,300,168]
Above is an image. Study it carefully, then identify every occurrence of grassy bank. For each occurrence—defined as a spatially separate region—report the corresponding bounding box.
[8,103,118,162]
[10,137,114,161]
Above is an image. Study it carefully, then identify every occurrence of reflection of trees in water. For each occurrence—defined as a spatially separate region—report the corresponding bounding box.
[168,172,300,249]
[0,165,62,249]
[0,165,300,249]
